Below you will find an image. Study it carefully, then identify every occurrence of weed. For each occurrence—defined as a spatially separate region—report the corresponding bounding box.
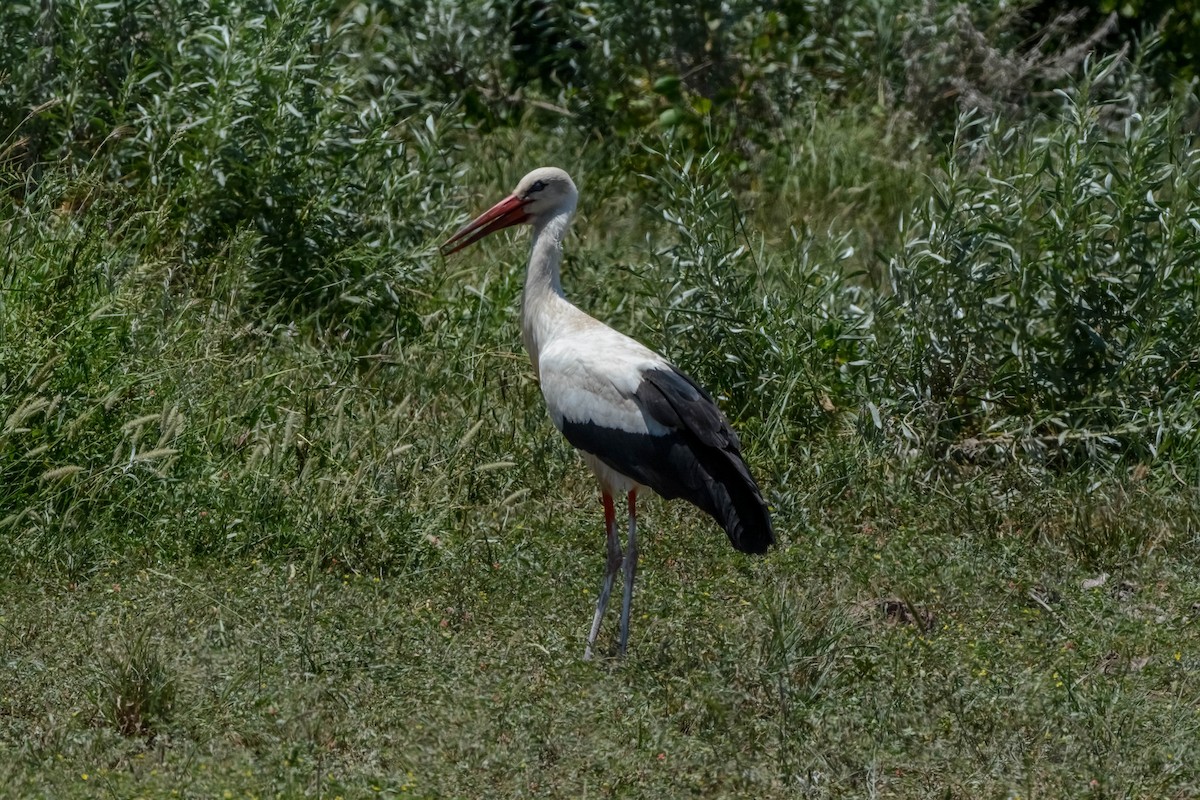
[90,630,176,740]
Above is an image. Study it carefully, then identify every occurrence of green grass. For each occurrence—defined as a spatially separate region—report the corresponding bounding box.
[3,0,1200,797]
[4,470,1199,797]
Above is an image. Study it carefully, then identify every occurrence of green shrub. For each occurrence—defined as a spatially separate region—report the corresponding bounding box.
[2,0,1198,580]
[882,58,1200,468]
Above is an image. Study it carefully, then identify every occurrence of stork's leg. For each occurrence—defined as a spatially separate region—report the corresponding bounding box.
[584,491,621,660]
[617,490,639,656]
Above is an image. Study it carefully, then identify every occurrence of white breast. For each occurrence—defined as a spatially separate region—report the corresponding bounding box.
[537,323,672,437]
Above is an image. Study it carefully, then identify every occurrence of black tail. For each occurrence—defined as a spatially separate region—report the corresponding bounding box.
[690,444,774,554]
[635,367,774,554]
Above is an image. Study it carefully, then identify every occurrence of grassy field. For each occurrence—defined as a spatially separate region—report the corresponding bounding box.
[3,1,1200,797]
[3,490,1198,798]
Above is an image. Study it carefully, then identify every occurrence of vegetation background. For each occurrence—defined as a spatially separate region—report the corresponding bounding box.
[1,0,1199,796]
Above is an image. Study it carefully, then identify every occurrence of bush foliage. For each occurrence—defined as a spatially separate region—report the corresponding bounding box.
[1,0,1198,574]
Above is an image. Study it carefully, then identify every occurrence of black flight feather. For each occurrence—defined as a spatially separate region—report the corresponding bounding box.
[559,367,774,554]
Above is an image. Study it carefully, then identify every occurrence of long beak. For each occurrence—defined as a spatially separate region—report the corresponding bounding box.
[440,194,531,256]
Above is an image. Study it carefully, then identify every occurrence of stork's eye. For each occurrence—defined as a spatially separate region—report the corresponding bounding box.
[529,179,546,193]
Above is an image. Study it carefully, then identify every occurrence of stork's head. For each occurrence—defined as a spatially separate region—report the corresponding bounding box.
[441,167,577,256]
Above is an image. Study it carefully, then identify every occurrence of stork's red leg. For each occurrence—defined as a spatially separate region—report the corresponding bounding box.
[584,491,621,660]
[617,490,639,655]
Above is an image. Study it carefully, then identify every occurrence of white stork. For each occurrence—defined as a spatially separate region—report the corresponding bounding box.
[441,167,774,658]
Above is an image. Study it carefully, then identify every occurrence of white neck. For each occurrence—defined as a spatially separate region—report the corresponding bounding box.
[521,208,575,372]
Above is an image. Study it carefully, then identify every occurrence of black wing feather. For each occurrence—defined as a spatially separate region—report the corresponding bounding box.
[559,366,774,554]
